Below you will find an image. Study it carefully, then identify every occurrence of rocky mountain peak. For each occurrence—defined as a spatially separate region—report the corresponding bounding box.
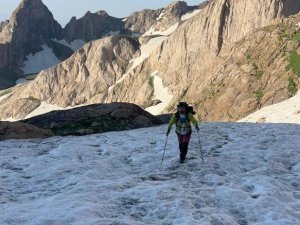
[19,0,43,6]
[165,1,189,15]
[0,0,61,44]
[63,10,123,42]
[0,0,62,88]
[96,10,109,16]
[11,0,58,24]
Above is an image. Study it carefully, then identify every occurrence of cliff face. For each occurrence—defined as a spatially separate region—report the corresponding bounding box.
[107,0,300,120]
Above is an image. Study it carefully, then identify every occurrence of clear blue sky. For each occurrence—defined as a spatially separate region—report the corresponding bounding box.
[0,0,204,27]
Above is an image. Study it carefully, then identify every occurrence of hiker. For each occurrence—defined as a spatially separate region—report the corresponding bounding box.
[166,102,199,163]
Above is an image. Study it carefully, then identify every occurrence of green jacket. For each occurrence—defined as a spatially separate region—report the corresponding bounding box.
[168,113,198,134]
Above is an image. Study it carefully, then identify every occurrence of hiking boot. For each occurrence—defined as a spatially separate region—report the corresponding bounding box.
[180,158,185,163]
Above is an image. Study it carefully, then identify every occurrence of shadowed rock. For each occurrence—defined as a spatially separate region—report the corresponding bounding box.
[21,102,163,136]
[0,121,53,140]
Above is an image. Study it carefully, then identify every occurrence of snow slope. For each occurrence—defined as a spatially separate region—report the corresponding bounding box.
[181,9,201,21]
[143,22,179,37]
[240,92,300,124]
[145,71,174,115]
[0,123,299,225]
[106,36,167,95]
[22,45,61,74]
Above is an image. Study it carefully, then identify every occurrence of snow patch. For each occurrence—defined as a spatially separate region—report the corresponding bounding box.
[128,36,168,72]
[22,45,61,74]
[129,25,135,32]
[181,9,201,21]
[52,39,86,52]
[143,22,179,37]
[122,18,127,22]
[157,11,165,21]
[145,71,174,115]
[239,92,300,124]
[15,78,29,85]
[24,101,66,119]
[24,101,90,120]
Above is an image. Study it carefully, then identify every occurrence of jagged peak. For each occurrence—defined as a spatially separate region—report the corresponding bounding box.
[84,10,108,17]
[96,10,108,16]
[165,1,188,11]
[18,0,45,10]
[11,0,53,23]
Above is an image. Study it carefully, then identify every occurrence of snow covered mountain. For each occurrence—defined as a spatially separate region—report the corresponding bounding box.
[0,122,299,224]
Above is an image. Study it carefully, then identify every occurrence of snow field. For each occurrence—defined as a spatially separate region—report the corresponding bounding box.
[22,45,61,74]
[0,122,299,225]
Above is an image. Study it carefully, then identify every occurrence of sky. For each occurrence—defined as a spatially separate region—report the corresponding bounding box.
[0,0,204,27]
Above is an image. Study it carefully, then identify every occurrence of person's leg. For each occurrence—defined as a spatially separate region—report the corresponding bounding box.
[177,134,184,161]
[181,134,191,160]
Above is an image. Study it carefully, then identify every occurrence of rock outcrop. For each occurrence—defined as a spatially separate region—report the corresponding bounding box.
[22,103,163,136]
[0,121,53,140]
[124,9,161,34]
[63,10,124,42]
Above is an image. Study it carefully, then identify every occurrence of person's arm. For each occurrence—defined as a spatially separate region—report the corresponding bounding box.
[166,114,176,136]
[189,113,200,131]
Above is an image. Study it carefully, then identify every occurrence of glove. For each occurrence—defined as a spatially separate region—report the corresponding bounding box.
[195,124,200,132]
[166,128,171,136]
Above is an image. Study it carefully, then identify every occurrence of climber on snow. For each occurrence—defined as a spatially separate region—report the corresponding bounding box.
[166,102,199,163]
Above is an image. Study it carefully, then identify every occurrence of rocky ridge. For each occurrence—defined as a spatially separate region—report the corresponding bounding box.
[21,102,163,136]
[0,35,140,120]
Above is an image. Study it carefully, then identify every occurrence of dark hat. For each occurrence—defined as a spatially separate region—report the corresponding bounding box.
[177,102,188,108]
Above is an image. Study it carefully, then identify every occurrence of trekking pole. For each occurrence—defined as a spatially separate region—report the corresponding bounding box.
[197,127,204,163]
[161,136,168,167]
